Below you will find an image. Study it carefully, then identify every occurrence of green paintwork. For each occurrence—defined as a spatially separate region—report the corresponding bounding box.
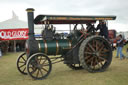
[38,39,72,55]
[47,40,57,55]
[38,40,45,53]
[58,39,71,54]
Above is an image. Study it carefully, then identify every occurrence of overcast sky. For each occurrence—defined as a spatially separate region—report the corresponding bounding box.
[0,0,128,32]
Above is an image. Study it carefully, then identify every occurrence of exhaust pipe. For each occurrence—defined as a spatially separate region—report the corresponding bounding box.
[26,8,35,40]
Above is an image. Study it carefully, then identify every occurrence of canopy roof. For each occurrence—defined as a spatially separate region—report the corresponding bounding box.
[34,15,116,24]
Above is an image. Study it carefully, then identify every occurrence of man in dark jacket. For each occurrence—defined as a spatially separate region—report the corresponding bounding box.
[96,20,109,40]
[115,34,125,60]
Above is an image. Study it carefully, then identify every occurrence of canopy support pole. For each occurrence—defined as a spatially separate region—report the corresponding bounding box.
[14,40,16,52]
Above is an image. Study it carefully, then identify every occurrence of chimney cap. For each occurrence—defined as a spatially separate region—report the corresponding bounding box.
[26,8,35,12]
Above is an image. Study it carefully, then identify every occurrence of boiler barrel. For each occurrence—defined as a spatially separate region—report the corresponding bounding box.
[38,39,72,55]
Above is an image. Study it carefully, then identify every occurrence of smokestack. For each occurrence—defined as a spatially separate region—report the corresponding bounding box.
[26,8,39,57]
[26,8,35,40]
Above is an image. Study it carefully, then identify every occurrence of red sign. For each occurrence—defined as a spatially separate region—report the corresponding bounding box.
[0,28,29,40]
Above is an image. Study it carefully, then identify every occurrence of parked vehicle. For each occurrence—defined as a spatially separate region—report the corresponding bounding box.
[16,8,116,80]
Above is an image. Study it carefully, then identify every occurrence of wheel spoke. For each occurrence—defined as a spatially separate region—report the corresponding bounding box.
[92,40,95,50]
[36,69,40,78]
[19,61,25,63]
[86,47,92,52]
[42,68,48,72]
[85,56,91,60]
[98,42,104,52]
[100,49,109,53]
[91,59,93,67]
[21,57,26,62]
[97,56,107,62]
[39,69,43,76]
[86,56,94,64]
[39,57,43,64]
[41,59,47,66]
[93,60,96,69]
[19,64,25,68]
[35,57,40,64]
[99,46,104,52]
[93,58,97,66]
[95,40,99,51]
[85,52,93,55]
[95,57,101,68]
[88,43,95,51]
[23,67,26,72]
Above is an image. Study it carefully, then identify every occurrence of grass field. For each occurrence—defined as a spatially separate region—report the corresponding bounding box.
[0,47,128,85]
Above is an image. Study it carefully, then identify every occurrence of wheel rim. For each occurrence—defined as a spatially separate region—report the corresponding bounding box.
[79,36,112,72]
[85,37,112,71]
[26,53,52,80]
[16,52,27,75]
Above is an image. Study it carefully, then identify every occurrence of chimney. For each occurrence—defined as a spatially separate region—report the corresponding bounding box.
[26,8,39,56]
[26,8,35,40]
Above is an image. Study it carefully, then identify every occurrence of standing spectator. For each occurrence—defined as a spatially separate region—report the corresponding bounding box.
[126,48,128,59]
[96,20,109,40]
[0,48,2,58]
[115,34,125,60]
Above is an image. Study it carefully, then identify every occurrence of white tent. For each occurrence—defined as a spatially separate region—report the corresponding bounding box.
[0,11,28,29]
[0,11,42,34]
[0,11,28,52]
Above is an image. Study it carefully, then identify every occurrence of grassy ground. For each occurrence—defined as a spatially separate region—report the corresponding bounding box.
[0,46,128,85]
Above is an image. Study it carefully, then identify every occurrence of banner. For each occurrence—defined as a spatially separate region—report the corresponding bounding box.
[0,28,29,40]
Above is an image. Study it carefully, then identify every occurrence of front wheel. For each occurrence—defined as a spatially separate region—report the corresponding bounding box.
[79,35,112,72]
[26,53,52,80]
[16,52,27,75]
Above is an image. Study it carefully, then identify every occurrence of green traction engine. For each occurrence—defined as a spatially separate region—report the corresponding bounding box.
[16,8,116,80]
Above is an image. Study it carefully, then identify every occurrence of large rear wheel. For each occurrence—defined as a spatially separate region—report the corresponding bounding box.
[79,35,112,72]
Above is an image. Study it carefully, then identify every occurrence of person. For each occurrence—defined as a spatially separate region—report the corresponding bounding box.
[115,34,125,60]
[42,24,55,40]
[126,48,128,59]
[86,23,95,34]
[0,48,2,58]
[96,20,109,40]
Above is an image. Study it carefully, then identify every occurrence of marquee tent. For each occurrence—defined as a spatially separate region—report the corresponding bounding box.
[0,11,28,52]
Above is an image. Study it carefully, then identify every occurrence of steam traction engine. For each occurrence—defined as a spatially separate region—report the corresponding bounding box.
[16,8,116,80]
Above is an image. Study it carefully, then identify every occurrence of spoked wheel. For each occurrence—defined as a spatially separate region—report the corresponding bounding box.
[26,53,52,80]
[16,52,27,75]
[79,35,112,72]
[66,63,83,70]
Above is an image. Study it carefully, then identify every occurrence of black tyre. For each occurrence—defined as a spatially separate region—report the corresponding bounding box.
[26,53,52,80]
[66,63,83,70]
[16,52,27,75]
[79,35,112,72]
